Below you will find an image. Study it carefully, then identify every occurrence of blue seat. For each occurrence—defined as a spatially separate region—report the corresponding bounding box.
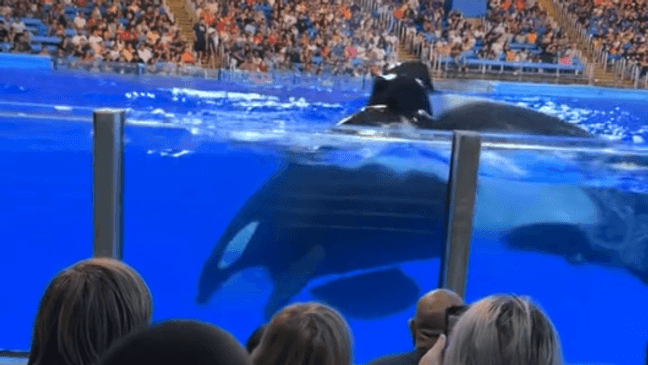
[31,43,42,53]
[30,36,62,44]
[47,45,59,53]
[22,18,43,26]
[0,42,11,52]
[119,18,128,26]
[37,25,48,36]
[64,28,77,36]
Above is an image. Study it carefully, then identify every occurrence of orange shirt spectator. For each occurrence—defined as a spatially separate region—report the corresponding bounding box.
[527,31,537,44]
[87,17,97,29]
[120,30,131,41]
[203,12,216,27]
[268,33,278,45]
[502,0,511,10]
[516,0,525,10]
[253,34,263,44]
[217,18,227,32]
[182,50,195,63]
[506,50,515,61]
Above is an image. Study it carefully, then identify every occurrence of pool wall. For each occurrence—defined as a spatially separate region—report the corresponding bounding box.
[0,54,52,72]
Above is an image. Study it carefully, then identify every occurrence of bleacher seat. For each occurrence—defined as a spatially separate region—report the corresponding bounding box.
[30,36,62,44]
[21,18,42,26]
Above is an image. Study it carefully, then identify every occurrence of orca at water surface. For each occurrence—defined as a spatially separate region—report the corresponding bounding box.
[339,61,593,138]
[196,62,648,321]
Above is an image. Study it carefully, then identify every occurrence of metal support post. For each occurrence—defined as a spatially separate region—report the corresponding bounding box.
[438,131,482,299]
[93,109,125,260]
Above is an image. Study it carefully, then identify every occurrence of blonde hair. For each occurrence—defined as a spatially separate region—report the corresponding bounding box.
[28,258,152,365]
[252,303,352,365]
[443,295,562,365]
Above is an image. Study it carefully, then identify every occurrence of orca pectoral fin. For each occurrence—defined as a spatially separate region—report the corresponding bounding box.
[502,223,591,264]
[265,244,326,320]
[309,268,420,320]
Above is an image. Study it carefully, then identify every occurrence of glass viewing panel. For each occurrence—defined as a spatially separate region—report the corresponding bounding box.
[122,126,453,364]
[0,116,94,351]
[468,136,648,365]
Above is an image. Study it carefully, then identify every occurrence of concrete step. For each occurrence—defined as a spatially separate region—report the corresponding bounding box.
[166,0,196,42]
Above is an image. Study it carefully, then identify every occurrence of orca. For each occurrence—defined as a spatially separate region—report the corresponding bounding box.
[340,61,592,138]
[197,62,647,320]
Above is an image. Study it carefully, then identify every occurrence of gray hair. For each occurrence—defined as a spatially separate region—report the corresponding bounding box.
[443,295,562,365]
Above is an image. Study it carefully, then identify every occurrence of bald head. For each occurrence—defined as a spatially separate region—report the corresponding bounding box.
[409,289,464,350]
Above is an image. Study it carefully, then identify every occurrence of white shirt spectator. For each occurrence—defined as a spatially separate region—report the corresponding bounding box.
[74,14,86,30]
[72,34,86,46]
[11,18,25,34]
[89,34,103,51]
[138,46,152,63]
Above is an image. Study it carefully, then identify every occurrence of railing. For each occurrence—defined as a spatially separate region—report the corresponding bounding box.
[50,54,595,88]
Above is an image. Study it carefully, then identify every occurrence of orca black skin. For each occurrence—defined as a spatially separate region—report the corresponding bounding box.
[197,163,448,320]
[342,61,592,138]
[198,62,647,319]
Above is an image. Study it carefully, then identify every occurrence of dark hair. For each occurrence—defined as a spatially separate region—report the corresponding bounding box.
[251,303,352,365]
[28,258,152,365]
[246,324,266,354]
[98,320,251,365]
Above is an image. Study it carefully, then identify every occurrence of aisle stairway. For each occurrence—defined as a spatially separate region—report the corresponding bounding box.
[166,0,195,44]
[535,0,631,87]
[397,43,419,62]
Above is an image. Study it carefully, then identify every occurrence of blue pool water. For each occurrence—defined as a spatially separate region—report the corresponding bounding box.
[2,68,648,365]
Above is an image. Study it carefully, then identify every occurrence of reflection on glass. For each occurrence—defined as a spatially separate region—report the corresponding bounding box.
[470,145,648,365]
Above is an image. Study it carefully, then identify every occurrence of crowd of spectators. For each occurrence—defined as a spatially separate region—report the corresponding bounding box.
[0,0,200,65]
[0,0,632,75]
[26,257,566,365]
[190,0,400,75]
[563,0,648,72]
[379,0,580,64]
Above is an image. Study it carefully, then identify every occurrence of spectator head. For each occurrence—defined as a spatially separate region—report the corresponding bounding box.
[409,289,463,351]
[443,295,562,365]
[28,258,152,365]
[251,303,352,365]
[246,324,266,354]
[96,320,249,365]
[98,320,250,365]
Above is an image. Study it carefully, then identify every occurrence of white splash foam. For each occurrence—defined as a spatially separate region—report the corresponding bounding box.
[54,105,73,111]
[170,88,278,102]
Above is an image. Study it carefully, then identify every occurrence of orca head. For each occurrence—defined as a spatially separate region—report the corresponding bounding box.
[362,72,433,127]
[383,61,435,93]
[196,220,263,304]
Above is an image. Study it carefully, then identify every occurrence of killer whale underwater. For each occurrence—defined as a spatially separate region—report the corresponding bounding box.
[197,62,648,320]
